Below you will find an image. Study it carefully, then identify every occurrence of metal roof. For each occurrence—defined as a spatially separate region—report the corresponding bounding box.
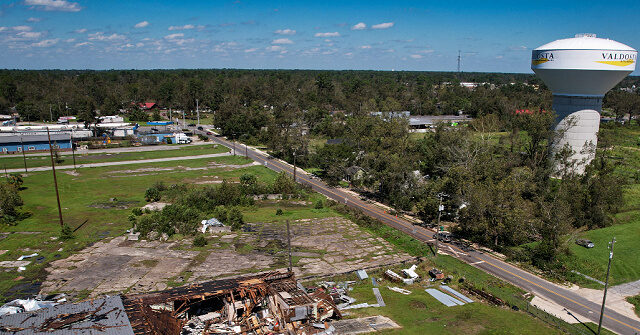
[0,133,71,144]
[535,35,635,51]
[0,295,134,334]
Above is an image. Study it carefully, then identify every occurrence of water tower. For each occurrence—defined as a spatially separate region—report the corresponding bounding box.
[531,34,637,173]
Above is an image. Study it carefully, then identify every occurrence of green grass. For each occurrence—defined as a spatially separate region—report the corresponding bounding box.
[0,155,274,301]
[626,294,640,318]
[0,144,230,170]
[308,263,564,335]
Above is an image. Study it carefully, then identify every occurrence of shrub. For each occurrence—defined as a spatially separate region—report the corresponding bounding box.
[276,208,283,216]
[193,235,208,247]
[60,224,74,240]
[228,208,244,231]
[314,199,324,209]
[131,208,143,216]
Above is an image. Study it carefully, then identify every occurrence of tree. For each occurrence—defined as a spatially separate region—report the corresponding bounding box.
[228,208,244,231]
[16,101,39,122]
[0,182,23,224]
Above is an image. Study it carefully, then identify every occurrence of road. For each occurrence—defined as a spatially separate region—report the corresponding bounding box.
[201,130,640,335]
[3,152,231,173]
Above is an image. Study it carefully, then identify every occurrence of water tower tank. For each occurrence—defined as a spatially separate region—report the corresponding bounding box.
[531,34,637,173]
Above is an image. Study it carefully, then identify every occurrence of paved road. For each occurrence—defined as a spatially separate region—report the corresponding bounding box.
[4,152,231,173]
[201,130,640,335]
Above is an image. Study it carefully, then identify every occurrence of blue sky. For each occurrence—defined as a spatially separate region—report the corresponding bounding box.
[1,0,639,74]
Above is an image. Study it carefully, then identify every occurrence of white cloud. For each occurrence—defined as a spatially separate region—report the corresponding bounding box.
[372,22,394,29]
[416,49,434,54]
[12,26,32,31]
[31,38,58,47]
[16,31,42,39]
[88,32,126,41]
[351,22,366,30]
[134,21,149,29]
[27,17,41,22]
[274,29,295,35]
[24,0,82,12]
[360,45,371,49]
[509,45,528,51]
[266,45,284,52]
[168,24,195,31]
[73,28,87,33]
[63,38,75,42]
[409,54,423,59]
[136,42,144,47]
[344,52,353,56]
[244,48,257,53]
[0,27,6,32]
[272,38,293,44]
[164,33,184,40]
[314,32,340,37]
[74,41,91,47]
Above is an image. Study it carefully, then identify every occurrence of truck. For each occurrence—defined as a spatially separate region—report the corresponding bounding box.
[175,133,192,144]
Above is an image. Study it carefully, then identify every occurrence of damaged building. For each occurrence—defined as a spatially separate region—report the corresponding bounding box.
[0,271,340,335]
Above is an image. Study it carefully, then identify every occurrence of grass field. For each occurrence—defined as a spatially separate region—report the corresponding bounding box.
[0,144,229,170]
[0,155,268,299]
[627,294,640,317]
[303,256,603,335]
[557,124,640,287]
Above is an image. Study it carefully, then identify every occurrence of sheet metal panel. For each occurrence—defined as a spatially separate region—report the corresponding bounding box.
[425,289,464,307]
[440,285,474,304]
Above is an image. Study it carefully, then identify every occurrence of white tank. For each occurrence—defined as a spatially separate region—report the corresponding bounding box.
[531,34,637,173]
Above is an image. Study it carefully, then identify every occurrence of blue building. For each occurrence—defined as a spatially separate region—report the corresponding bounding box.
[0,133,72,154]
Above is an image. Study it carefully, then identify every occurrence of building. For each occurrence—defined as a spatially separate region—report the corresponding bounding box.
[0,133,72,154]
[98,115,124,123]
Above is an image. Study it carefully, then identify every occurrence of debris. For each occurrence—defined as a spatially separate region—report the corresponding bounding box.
[0,296,133,334]
[371,277,378,287]
[372,288,385,307]
[0,298,58,316]
[201,217,226,233]
[428,268,444,280]
[402,264,419,281]
[387,286,412,295]
[17,253,38,261]
[356,269,368,280]
[17,266,26,272]
[440,285,473,303]
[330,315,400,334]
[425,289,465,307]
[127,232,140,241]
[384,269,413,284]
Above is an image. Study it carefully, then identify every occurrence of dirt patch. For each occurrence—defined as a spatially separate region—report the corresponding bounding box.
[89,200,138,209]
[409,300,427,309]
[39,216,412,298]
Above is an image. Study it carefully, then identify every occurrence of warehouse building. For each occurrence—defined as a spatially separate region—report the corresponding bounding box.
[0,133,72,154]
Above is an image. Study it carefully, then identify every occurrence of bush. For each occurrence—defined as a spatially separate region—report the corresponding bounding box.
[314,199,324,209]
[145,187,161,202]
[131,208,143,216]
[228,208,244,231]
[193,235,208,247]
[60,224,74,240]
[276,208,283,216]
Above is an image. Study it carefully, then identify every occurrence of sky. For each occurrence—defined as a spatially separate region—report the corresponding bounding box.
[1,0,639,74]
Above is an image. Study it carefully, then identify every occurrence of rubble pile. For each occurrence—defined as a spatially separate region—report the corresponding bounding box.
[121,271,341,335]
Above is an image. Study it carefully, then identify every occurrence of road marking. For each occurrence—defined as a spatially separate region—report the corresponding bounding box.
[470,261,485,265]
[211,135,640,334]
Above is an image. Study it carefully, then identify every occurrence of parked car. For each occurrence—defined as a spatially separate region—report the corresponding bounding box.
[150,127,159,132]
[188,123,196,127]
[197,126,204,130]
[576,239,594,248]
[206,131,212,135]
[435,232,452,243]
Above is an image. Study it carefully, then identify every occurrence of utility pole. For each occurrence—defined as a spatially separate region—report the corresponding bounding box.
[286,219,293,273]
[457,50,461,74]
[245,143,248,158]
[183,111,185,129]
[71,139,77,170]
[598,237,616,335]
[49,105,53,122]
[293,151,297,182]
[20,137,27,173]
[46,128,64,227]
[196,99,200,126]
[435,194,444,255]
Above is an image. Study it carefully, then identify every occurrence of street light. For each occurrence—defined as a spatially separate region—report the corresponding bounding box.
[434,192,446,255]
